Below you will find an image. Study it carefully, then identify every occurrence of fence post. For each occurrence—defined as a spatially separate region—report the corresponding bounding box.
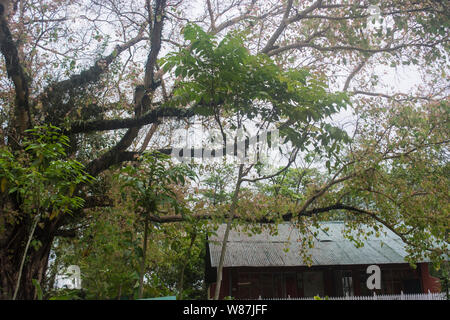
[400,291,404,300]
[373,292,377,300]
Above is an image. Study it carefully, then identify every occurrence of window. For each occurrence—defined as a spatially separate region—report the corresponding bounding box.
[341,271,354,297]
[334,270,354,296]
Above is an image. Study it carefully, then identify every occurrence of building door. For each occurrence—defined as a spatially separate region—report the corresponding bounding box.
[273,273,283,298]
[237,272,251,299]
[260,273,273,298]
[284,273,297,298]
[303,271,324,297]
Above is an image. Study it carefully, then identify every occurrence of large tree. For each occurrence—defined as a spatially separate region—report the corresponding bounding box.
[0,0,448,299]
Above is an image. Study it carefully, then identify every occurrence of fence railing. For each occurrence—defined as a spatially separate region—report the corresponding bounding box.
[257,291,447,300]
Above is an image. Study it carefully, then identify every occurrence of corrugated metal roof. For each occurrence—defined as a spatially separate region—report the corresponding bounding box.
[208,222,422,267]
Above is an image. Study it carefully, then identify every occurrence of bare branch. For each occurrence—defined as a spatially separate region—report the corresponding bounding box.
[260,0,294,54]
[266,38,449,56]
[261,0,323,54]
[343,57,370,91]
[352,90,441,102]
[206,0,216,32]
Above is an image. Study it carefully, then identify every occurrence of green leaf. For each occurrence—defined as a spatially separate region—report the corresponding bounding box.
[32,279,43,300]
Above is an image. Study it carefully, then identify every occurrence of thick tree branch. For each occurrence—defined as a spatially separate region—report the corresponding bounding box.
[139,122,160,152]
[86,150,139,177]
[260,0,294,54]
[261,0,323,54]
[344,57,370,91]
[41,29,148,99]
[85,0,167,177]
[68,105,194,134]
[333,204,431,251]
[145,202,443,257]
[139,203,372,224]
[83,128,283,176]
[206,0,216,32]
[144,0,166,89]
[0,14,31,141]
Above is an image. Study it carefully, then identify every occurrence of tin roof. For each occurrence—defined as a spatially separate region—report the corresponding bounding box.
[208,222,419,267]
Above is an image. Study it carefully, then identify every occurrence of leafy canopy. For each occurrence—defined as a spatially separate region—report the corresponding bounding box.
[117,152,196,216]
[161,24,350,155]
[0,125,93,221]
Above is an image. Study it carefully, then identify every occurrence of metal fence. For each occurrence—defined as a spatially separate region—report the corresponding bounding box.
[258,291,448,300]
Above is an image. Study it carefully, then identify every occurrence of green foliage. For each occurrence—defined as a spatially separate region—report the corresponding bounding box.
[54,207,141,299]
[117,152,197,216]
[115,152,200,299]
[258,167,323,201]
[48,153,203,300]
[0,0,448,301]
[0,125,94,220]
[161,24,350,156]
[32,279,43,300]
[147,223,207,300]
[49,289,85,300]
[201,163,235,205]
[313,295,329,300]
[319,102,449,265]
[53,209,207,300]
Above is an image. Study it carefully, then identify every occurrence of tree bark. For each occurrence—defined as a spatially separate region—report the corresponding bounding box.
[138,214,149,299]
[214,164,244,300]
[177,232,197,300]
[13,212,40,299]
[0,213,55,300]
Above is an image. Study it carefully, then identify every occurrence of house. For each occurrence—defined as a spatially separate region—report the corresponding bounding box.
[205,222,442,299]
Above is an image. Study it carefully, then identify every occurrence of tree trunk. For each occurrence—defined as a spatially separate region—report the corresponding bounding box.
[214,164,243,300]
[13,212,40,299]
[177,232,197,300]
[138,214,149,299]
[0,214,55,300]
